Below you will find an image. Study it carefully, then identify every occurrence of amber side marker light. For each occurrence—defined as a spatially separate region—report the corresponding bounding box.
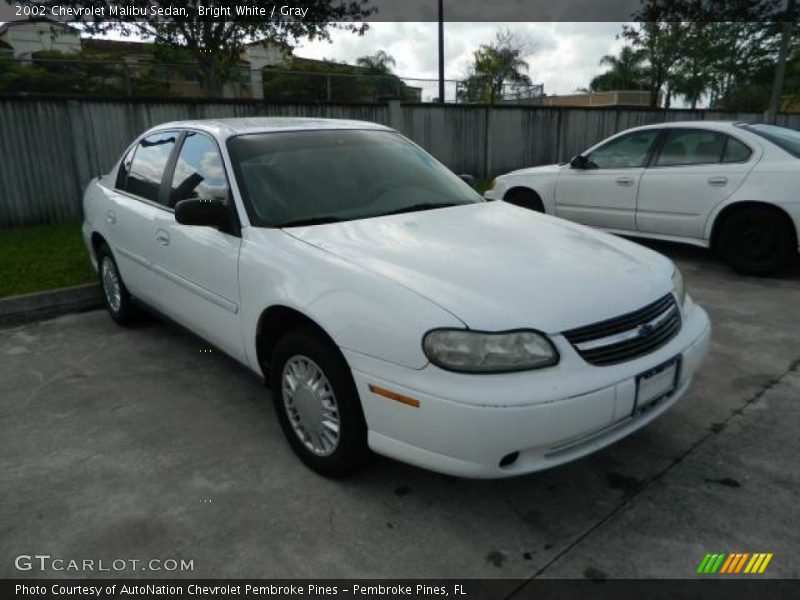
[369,384,421,408]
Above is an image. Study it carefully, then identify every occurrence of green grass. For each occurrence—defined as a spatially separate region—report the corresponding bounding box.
[475,179,493,195]
[0,222,96,298]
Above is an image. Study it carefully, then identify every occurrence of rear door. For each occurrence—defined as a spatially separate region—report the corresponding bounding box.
[150,130,244,361]
[555,129,661,230]
[636,128,756,240]
[106,131,180,304]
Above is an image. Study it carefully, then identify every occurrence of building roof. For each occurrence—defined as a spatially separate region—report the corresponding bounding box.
[81,38,154,55]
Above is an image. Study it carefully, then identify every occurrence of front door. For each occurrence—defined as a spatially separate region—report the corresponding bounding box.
[151,131,244,362]
[555,129,661,231]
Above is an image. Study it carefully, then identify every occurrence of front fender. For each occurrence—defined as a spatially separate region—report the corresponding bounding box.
[239,228,465,373]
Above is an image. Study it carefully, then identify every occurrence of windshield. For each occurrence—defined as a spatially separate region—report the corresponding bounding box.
[227,129,482,227]
[740,123,800,158]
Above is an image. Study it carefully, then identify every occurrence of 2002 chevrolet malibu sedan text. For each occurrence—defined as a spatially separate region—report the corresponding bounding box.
[82,118,711,478]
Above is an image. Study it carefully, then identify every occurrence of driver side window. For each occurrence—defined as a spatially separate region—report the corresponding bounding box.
[586,130,660,169]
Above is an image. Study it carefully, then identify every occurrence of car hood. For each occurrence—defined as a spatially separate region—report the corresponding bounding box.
[506,163,563,177]
[284,202,674,333]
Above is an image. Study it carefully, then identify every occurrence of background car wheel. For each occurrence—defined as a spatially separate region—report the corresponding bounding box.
[271,327,369,478]
[503,188,544,212]
[96,243,138,325]
[717,208,796,276]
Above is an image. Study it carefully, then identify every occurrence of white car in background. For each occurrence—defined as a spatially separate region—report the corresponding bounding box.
[83,118,710,479]
[485,122,800,275]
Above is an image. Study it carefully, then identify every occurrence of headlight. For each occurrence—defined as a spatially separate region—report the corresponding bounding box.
[422,329,558,373]
[486,178,496,191]
[672,267,686,306]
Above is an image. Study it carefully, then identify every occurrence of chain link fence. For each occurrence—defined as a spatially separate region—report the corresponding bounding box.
[0,55,545,104]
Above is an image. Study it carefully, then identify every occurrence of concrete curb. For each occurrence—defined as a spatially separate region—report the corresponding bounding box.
[0,283,104,327]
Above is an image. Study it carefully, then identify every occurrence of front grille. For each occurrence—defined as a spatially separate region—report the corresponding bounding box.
[563,294,681,366]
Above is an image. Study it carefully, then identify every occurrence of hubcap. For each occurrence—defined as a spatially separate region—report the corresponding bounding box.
[100,257,122,314]
[282,355,340,456]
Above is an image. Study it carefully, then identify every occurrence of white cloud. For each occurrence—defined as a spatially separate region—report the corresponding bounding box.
[294,22,629,98]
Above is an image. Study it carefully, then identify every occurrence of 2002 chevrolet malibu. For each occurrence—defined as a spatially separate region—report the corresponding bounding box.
[83,118,711,478]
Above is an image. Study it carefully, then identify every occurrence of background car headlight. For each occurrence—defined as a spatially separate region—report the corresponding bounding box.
[672,267,686,306]
[423,329,558,373]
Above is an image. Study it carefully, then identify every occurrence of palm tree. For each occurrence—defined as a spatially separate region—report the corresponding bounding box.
[589,46,648,92]
[355,51,396,76]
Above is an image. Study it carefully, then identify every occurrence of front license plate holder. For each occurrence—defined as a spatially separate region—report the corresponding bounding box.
[633,355,681,417]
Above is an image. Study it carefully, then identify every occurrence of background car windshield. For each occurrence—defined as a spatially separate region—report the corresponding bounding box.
[227,129,482,227]
[741,124,800,158]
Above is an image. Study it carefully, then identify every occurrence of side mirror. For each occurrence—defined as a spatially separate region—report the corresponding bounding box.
[459,173,477,188]
[570,155,590,170]
[175,198,232,232]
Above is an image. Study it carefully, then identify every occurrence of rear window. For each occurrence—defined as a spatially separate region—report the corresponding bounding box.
[123,132,178,203]
[739,124,800,158]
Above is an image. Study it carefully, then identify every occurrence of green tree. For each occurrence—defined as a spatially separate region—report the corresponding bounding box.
[355,50,396,76]
[457,29,535,104]
[589,46,648,92]
[9,0,374,97]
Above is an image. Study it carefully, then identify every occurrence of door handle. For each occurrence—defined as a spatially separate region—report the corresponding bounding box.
[106,210,116,225]
[708,176,728,187]
[155,229,170,246]
[615,177,635,187]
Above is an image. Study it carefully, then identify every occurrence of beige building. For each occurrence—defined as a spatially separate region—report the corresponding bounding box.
[0,21,80,59]
[537,90,658,108]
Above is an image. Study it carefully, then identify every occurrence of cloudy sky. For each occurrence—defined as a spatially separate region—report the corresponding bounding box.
[294,22,628,100]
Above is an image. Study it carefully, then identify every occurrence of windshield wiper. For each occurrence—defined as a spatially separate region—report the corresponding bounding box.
[277,215,345,228]
[372,202,460,218]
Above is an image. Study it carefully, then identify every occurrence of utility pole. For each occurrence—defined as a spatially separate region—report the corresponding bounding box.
[438,0,445,103]
[767,0,796,123]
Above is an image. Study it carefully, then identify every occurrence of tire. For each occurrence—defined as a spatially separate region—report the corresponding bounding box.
[270,326,369,478]
[504,188,544,212]
[96,243,139,325]
[717,208,796,276]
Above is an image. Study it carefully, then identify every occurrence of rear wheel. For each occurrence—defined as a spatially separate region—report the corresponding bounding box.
[96,243,138,325]
[717,208,796,276]
[271,327,369,478]
[503,188,544,212]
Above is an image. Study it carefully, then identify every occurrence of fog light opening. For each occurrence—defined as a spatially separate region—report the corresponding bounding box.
[499,451,519,468]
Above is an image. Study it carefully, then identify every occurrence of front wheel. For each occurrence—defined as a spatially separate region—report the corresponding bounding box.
[503,188,544,212]
[271,327,370,478]
[717,208,796,276]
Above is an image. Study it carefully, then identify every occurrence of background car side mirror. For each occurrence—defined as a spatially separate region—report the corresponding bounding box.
[458,173,477,188]
[175,198,233,232]
[569,155,590,170]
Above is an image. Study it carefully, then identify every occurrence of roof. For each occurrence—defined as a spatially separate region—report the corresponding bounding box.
[82,38,154,55]
[151,117,393,138]
[631,120,740,131]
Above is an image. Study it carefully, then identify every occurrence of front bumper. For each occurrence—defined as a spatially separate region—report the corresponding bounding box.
[346,297,711,478]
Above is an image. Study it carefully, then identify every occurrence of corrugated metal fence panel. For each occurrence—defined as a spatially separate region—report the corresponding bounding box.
[487,107,561,175]
[0,98,797,227]
[400,105,486,178]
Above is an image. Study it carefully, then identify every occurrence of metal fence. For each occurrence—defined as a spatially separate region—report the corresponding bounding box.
[1,96,799,228]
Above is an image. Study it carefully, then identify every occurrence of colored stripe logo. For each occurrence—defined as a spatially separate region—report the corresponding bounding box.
[697,553,773,574]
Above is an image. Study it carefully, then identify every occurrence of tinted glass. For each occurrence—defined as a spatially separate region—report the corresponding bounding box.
[169,132,229,208]
[227,130,481,227]
[722,137,752,163]
[125,132,177,204]
[741,124,800,158]
[586,130,659,169]
[656,129,726,167]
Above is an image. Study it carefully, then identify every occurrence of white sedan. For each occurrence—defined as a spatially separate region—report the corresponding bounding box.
[83,118,710,479]
[485,121,800,275]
